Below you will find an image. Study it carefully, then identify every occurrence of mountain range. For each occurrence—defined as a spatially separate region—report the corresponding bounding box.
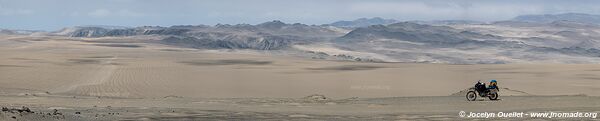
[327,17,399,28]
[5,13,600,64]
[512,13,600,24]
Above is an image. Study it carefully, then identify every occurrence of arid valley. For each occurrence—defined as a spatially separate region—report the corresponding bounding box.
[3,1,600,119]
[1,35,600,120]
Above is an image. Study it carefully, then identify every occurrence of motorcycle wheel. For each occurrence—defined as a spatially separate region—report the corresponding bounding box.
[488,93,498,100]
[466,91,477,101]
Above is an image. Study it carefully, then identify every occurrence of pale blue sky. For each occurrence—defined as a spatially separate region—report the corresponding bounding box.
[1,0,600,30]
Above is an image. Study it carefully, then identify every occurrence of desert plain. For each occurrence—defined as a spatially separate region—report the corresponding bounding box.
[1,35,600,120]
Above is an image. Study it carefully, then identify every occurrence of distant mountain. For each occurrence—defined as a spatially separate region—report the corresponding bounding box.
[0,29,18,35]
[338,22,499,44]
[334,22,600,64]
[411,20,485,25]
[512,13,600,24]
[327,17,399,28]
[56,21,346,37]
[54,20,346,50]
[0,29,39,35]
[54,26,192,37]
[36,18,600,64]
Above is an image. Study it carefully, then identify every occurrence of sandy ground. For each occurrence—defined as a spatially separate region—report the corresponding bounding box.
[1,95,600,120]
[1,36,600,120]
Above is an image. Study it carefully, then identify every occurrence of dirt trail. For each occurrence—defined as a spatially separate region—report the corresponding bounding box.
[50,56,119,96]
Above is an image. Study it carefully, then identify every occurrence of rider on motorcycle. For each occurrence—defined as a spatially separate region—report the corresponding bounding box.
[466,80,500,101]
[488,80,498,91]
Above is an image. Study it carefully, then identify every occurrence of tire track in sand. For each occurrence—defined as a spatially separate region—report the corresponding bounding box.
[50,56,118,96]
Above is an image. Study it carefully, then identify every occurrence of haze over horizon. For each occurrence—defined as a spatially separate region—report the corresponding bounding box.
[2,0,600,30]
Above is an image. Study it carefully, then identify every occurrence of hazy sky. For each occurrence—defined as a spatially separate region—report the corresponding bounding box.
[2,0,600,30]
